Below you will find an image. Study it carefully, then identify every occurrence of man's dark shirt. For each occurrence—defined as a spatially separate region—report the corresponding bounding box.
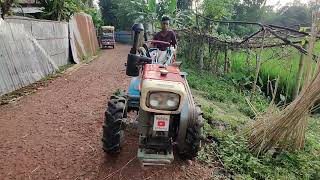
[153,30,177,51]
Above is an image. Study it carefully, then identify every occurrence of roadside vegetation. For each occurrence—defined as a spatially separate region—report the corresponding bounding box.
[228,44,320,102]
[1,0,103,28]
[183,62,320,179]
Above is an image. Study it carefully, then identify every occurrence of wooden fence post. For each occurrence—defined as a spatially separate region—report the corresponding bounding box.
[252,29,266,95]
[214,49,219,75]
[224,45,228,74]
[294,43,307,99]
[199,37,204,70]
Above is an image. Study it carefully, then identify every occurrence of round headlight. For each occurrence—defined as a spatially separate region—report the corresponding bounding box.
[148,92,180,111]
[150,99,160,107]
[166,99,177,107]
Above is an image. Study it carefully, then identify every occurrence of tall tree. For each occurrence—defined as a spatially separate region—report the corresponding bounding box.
[233,0,267,22]
[38,0,102,27]
[157,0,177,20]
[99,0,117,26]
[278,5,310,26]
[99,0,178,30]
[177,0,192,10]
[202,0,236,20]
[264,4,311,26]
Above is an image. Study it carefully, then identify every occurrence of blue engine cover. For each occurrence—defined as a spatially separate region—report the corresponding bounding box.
[127,77,141,108]
[128,77,141,96]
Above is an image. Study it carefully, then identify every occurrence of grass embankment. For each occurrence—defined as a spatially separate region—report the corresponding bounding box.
[184,65,320,179]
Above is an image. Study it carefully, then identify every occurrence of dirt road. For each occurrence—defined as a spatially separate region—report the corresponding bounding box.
[0,44,213,180]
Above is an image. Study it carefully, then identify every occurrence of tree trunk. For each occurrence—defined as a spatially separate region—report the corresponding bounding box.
[199,48,204,70]
[0,3,4,19]
[57,11,62,21]
[209,43,214,72]
[228,51,233,73]
[245,50,251,73]
[199,38,204,70]
[214,50,219,75]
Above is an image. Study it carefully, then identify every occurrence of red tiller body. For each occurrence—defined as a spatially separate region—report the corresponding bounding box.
[142,64,184,83]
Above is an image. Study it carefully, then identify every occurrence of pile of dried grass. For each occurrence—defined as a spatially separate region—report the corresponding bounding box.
[247,12,320,154]
[248,72,320,154]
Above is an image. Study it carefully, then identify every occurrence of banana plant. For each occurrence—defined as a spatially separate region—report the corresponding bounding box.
[39,0,82,21]
[157,0,177,19]
[123,0,178,29]
[118,0,157,32]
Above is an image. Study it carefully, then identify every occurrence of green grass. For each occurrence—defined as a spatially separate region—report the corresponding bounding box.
[186,65,269,118]
[183,64,320,179]
[229,43,320,101]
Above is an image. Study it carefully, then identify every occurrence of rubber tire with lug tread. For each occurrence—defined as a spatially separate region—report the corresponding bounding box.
[102,95,126,153]
[179,106,203,160]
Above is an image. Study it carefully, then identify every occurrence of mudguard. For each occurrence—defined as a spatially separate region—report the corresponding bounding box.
[176,75,199,150]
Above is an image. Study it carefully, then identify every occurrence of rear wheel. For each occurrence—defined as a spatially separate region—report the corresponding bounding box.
[179,106,203,159]
[102,95,127,153]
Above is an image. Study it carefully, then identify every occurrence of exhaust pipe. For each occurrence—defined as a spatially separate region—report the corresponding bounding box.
[126,23,145,77]
[130,23,144,54]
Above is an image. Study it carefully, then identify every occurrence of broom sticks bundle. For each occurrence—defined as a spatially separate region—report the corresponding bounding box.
[247,12,320,154]
[248,70,320,154]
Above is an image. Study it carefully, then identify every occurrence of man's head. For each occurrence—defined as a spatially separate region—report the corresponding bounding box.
[161,16,170,31]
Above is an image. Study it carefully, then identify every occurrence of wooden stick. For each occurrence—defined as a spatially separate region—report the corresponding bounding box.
[294,43,307,99]
[252,29,266,96]
[270,75,280,106]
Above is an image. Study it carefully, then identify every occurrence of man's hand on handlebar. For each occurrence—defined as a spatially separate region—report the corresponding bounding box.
[147,40,171,46]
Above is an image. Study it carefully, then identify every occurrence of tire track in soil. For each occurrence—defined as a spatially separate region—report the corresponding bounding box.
[0,44,214,180]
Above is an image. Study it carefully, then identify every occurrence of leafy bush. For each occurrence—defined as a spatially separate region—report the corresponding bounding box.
[215,132,320,179]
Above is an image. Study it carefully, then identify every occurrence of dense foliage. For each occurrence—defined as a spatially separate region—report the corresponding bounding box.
[98,0,318,31]
[39,0,99,22]
[1,0,103,28]
[99,0,178,30]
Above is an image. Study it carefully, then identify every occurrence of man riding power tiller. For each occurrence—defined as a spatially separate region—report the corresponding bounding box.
[151,16,177,64]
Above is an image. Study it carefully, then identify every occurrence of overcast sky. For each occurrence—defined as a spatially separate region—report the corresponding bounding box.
[266,0,312,6]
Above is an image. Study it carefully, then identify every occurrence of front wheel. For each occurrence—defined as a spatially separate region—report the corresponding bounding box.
[179,106,203,159]
[102,95,126,153]
[179,124,202,159]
